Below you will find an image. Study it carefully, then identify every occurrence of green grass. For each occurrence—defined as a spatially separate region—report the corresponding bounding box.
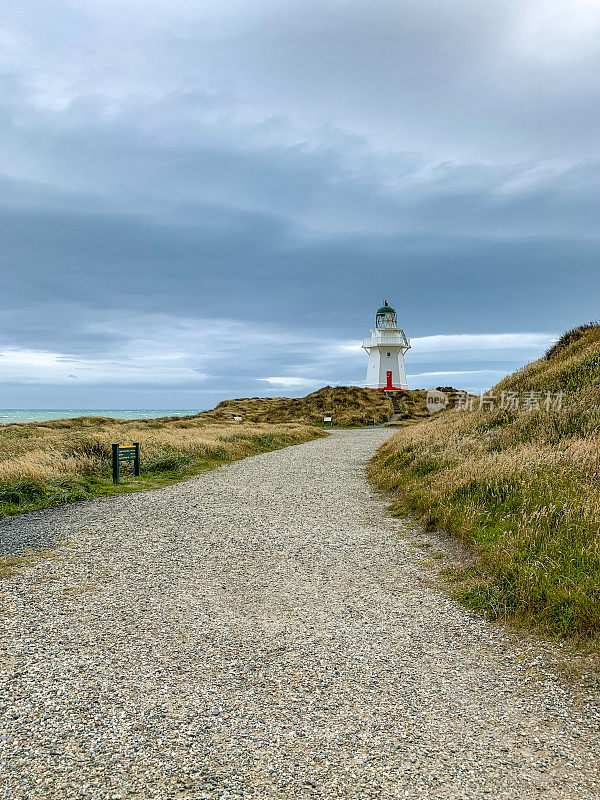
[0,462,218,518]
[0,425,323,520]
[368,323,600,646]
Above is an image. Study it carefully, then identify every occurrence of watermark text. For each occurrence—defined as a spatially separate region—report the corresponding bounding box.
[427,389,563,413]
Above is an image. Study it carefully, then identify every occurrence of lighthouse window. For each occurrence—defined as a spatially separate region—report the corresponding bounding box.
[387,352,391,357]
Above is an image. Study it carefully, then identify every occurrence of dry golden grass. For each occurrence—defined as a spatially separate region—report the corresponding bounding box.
[0,385,413,520]
[0,385,397,519]
[389,389,432,421]
[369,325,600,641]
[211,385,394,426]
[0,414,324,518]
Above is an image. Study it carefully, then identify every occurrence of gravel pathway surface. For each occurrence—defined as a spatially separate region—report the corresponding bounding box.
[1,429,599,799]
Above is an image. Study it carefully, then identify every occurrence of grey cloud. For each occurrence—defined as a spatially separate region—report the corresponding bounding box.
[1,0,599,406]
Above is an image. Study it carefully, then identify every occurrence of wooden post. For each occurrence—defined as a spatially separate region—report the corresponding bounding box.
[112,443,120,484]
[133,442,140,477]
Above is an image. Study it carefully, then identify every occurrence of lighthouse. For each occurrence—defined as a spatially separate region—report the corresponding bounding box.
[362,301,411,390]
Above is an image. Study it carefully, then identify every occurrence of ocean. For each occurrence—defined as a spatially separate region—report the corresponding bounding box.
[0,409,201,424]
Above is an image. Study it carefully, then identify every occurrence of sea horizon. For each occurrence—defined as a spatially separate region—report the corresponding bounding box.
[0,409,204,424]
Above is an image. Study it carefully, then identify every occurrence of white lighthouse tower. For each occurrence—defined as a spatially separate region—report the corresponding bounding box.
[362,301,411,390]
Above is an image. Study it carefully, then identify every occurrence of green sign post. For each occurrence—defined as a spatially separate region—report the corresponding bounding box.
[112,443,140,484]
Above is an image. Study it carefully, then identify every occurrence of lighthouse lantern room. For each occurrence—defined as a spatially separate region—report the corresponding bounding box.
[362,301,410,390]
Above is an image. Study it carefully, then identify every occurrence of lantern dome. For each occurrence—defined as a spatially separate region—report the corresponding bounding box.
[375,300,397,329]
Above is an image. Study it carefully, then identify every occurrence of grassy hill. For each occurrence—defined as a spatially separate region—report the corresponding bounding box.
[210,386,394,427]
[386,389,431,424]
[369,324,600,641]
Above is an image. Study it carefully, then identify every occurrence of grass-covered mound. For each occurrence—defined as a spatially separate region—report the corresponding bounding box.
[212,386,394,427]
[369,324,600,640]
[388,389,432,423]
[0,415,324,520]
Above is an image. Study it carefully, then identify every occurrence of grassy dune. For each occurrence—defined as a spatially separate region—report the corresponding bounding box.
[212,385,394,427]
[369,324,600,640]
[386,389,431,424]
[0,416,324,519]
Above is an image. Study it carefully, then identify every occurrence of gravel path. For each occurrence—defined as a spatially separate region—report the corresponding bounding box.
[1,429,599,799]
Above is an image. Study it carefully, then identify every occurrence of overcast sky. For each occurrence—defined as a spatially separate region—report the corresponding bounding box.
[1,0,599,407]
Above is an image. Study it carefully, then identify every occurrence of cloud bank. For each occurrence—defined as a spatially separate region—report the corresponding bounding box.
[0,0,598,404]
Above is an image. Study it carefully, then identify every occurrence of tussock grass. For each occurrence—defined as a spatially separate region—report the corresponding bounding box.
[0,415,324,519]
[212,385,394,426]
[368,324,600,641]
[388,389,431,422]
[0,385,403,520]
